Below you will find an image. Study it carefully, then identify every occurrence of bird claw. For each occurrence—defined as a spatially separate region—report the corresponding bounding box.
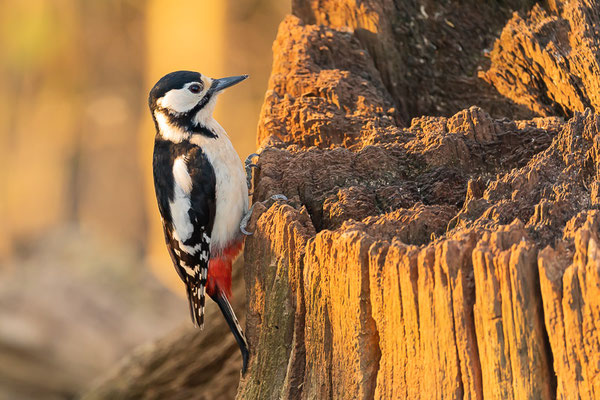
[244,153,260,166]
[240,194,288,236]
[240,204,256,235]
[245,153,261,191]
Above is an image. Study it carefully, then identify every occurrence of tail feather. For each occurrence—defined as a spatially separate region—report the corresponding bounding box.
[186,281,206,329]
[214,291,249,374]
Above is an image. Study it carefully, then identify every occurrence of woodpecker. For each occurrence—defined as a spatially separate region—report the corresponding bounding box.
[149,70,251,373]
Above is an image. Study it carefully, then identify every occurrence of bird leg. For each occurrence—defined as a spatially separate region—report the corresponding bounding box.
[242,151,288,235]
[240,194,288,236]
[240,204,256,236]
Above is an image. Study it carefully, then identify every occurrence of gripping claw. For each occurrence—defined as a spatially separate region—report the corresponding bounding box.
[240,194,288,236]
[270,194,287,201]
[244,153,260,166]
[240,204,256,235]
[245,153,261,191]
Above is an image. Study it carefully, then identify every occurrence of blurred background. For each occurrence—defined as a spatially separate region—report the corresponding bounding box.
[0,0,287,398]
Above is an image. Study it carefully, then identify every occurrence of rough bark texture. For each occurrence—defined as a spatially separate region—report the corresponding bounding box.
[481,0,600,118]
[238,1,600,399]
[538,211,600,400]
[83,0,600,398]
[258,0,537,146]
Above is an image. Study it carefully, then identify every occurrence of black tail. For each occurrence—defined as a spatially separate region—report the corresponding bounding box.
[186,283,206,329]
[214,291,249,374]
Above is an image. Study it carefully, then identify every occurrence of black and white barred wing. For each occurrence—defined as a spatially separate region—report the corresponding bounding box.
[159,145,216,328]
[163,223,211,328]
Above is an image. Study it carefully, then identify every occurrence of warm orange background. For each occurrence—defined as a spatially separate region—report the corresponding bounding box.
[0,0,287,396]
[0,0,287,284]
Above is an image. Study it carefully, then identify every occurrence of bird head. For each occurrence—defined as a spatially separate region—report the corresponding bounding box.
[149,70,248,135]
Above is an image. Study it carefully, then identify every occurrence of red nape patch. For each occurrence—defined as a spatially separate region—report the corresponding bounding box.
[206,240,244,299]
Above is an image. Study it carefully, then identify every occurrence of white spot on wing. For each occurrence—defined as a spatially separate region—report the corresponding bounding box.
[180,260,196,277]
[170,180,193,244]
[169,158,208,254]
[169,157,200,253]
[199,250,209,262]
[173,156,193,193]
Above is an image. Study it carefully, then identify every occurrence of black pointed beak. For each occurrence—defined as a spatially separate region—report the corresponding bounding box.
[212,75,248,92]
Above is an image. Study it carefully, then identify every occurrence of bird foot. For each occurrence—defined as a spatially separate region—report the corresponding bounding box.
[240,194,288,235]
[245,153,261,191]
[240,203,256,236]
[269,194,287,201]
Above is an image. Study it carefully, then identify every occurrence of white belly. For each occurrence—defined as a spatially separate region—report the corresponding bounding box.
[190,118,248,253]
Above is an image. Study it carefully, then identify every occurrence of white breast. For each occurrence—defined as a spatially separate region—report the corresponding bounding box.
[190,117,248,254]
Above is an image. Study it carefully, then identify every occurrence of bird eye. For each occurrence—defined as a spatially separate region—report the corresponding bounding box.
[188,83,202,94]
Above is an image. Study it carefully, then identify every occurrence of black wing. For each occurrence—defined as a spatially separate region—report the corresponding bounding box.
[183,146,217,248]
[153,140,216,327]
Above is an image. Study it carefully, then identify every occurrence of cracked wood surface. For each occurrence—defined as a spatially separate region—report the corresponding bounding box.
[238,1,600,399]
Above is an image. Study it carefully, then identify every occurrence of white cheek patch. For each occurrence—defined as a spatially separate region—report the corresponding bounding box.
[158,87,199,113]
[158,80,211,114]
